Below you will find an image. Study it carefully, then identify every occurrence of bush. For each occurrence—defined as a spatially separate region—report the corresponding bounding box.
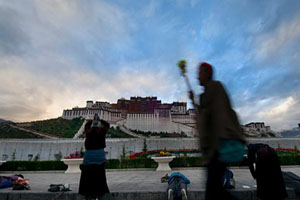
[120,158,157,168]
[279,155,300,165]
[170,157,203,167]
[0,161,67,171]
[1,154,300,171]
[105,159,121,169]
[130,129,188,138]
[107,127,135,138]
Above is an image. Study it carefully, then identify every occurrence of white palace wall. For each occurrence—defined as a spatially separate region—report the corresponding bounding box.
[1,138,300,161]
[62,109,122,122]
[124,113,196,137]
[62,105,197,137]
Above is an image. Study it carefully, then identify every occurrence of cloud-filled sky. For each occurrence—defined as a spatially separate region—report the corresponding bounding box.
[0,0,300,131]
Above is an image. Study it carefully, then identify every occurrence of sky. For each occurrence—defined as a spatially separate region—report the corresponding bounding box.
[0,0,300,131]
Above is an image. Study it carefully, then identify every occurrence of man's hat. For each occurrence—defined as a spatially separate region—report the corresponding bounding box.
[199,62,213,79]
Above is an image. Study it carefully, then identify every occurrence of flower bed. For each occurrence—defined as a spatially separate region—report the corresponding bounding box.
[2,153,300,171]
[129,149,200,159]
[64,150,84,159]
[154,151,172,157]
[276,148,300,156]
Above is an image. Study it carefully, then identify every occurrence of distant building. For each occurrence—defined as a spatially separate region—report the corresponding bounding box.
[244,122,271,134]
[62,96,197,137]
[62,100,122,122]
[62,97,282,138]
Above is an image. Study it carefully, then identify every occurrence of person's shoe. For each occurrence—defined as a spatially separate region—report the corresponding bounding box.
[181,188,188,200]
[168,189,173,200]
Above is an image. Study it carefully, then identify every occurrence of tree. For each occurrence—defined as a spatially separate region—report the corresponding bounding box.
[143,139,148,152]
[121,144,126,160]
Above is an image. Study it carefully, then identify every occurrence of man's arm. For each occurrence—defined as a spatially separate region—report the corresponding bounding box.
[247,145,257,179]
[100,120,110,133]
[189,91,197,107]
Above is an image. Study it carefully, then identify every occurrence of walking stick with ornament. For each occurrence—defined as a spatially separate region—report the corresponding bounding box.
[177,60,198,117]
[177,60,192,90]
[177,60,197,107]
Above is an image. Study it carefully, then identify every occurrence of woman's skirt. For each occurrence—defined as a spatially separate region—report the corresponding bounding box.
[79,163,110,198]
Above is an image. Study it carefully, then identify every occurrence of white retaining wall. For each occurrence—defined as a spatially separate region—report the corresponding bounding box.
[1,138,300,161]
[125,117,196,137]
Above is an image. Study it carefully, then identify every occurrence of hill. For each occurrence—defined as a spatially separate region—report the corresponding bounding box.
[17,117,84,138]
[280,127,299,137]
[0,117,136,139]
[0,122,43,139]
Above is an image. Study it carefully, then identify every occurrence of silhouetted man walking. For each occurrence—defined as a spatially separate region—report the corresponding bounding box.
[189,62,245,200]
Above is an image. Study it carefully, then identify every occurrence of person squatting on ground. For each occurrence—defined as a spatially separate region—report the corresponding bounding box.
[189,62,246,200]
[79,114,110,200]
[166,172,190,200]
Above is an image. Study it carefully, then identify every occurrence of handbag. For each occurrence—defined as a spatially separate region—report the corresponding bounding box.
[12,178,30,190]
[218,139,246,163]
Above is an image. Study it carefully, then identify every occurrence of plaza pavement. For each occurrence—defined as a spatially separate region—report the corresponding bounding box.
[0,166,300,200]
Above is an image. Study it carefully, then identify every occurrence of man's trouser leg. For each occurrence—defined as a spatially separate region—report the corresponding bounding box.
[205,156,232,200]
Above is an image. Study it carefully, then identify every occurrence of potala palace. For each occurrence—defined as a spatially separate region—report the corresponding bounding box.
[62,96,274,138]
[62,96,198,137]
[0,97,293,161]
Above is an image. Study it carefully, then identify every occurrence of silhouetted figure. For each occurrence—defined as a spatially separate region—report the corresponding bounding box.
[189,62,245,200]
[79,114,110,200]
[248,143,287,200]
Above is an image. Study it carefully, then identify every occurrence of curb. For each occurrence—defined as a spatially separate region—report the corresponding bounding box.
[0,189,299,200]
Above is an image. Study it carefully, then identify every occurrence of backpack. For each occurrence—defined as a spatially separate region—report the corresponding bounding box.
[48,184,71,192]
[222,169,235,189]
[12,183,27,190]
[218,139,246,163]
[12,179,30,190]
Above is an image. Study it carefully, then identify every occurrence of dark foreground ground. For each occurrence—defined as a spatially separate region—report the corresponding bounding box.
[1,166,300,200]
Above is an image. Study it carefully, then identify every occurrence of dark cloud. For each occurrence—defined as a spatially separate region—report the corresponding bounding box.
[0,7,31,55]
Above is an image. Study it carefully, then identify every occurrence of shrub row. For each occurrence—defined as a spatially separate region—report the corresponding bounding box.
[279,155,300,165]
[130,129,187,138]
[106,158,158,169]
[107,127,135,138]
[0,161,67,171]
[1,155,299,171]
